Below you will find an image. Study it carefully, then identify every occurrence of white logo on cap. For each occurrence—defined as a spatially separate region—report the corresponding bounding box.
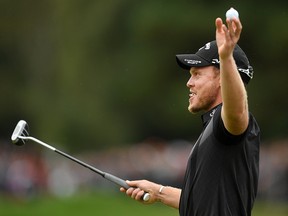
[212,59,220,64]
[184,59,202,65]
[238,68,253,79]
[199,42,211,51]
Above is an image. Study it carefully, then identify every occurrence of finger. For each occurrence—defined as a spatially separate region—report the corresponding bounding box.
[222,24,228,33]
[233,18,242,36]
[221,24,230,39]
[126,187,135,196]
[226,19,235,34]
[120,187,126,193]
[126,180,139,188]
[228,18,242,37]
[135,190,145,200]
[131,188,141,199]
[215,18,224,33]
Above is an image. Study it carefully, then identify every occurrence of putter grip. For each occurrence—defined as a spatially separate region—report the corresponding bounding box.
[104,173,150,201]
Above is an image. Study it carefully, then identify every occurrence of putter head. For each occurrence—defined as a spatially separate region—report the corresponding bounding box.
[11,120,29,146]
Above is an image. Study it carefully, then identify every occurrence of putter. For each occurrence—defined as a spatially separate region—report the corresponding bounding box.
[11,120,150,201]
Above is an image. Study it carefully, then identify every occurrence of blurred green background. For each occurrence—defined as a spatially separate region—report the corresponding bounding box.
[1,0,288,215]
[0,192,288,216]
[1,0,288,147]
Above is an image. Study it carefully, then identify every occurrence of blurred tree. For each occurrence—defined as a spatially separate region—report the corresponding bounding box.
[1,0,288,151]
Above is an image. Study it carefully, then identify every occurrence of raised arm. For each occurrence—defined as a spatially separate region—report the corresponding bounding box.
[215,17,249,135]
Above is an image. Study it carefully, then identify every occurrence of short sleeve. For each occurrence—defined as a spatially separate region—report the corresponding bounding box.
[213,106,247,145]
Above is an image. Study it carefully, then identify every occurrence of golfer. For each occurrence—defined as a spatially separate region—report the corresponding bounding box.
[121,16,260,216]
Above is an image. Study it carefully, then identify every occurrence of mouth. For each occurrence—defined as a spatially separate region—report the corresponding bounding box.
[189,92,196,99]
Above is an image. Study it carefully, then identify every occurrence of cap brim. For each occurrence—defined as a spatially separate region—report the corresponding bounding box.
[176,54,211,70]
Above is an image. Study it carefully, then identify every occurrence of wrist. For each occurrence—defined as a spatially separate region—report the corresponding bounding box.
[156,185,167,202]
[159,185,165,194]
[155,185,181,209]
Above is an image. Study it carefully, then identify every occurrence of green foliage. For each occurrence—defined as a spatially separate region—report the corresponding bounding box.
[1,0,288,150]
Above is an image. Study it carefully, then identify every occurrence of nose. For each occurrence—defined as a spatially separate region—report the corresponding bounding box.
[186,76,194,88]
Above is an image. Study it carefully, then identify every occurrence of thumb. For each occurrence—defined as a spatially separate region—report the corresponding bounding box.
[126,180,139,188]
[215,18,223,32]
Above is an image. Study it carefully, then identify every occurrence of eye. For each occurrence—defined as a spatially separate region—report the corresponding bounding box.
[192,72,200,79]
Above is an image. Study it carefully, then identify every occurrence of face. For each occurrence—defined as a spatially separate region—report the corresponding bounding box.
[187,66,221,113]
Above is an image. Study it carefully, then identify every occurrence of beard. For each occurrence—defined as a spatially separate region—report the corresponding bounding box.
[188,90,220,114]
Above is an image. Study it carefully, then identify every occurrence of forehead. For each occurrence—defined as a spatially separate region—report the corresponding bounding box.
[189,66,219,75]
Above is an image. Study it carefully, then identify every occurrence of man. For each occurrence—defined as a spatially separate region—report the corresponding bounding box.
[121,15,260,216]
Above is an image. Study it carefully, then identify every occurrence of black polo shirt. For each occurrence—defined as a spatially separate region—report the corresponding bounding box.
[179,104,260,216]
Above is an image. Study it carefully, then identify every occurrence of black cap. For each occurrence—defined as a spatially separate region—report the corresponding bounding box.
[176,40,254,84]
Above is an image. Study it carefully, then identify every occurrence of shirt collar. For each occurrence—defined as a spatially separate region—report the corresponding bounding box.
[201,104,222,127]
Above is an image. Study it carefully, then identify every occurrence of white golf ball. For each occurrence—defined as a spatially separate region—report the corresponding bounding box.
[226,7,239,19]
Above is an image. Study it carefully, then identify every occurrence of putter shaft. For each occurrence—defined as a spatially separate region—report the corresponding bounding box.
[18,135,150,201]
